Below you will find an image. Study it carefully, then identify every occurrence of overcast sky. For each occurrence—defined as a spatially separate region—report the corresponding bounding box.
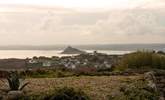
[0,0,165,45]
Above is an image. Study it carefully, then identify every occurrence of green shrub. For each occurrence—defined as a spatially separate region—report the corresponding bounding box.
[56,71,65,78]
[21,68,76,78]
[118,51,165,70]
[7,71,29,91]
[49,87,90,100]
[19,87,90,100]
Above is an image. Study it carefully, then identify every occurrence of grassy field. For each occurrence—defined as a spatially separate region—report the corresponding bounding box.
[0,75,142,100]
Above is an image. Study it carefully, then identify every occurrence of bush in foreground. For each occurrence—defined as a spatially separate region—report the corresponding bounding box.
[19,87,90,100]
[50,87,90,100]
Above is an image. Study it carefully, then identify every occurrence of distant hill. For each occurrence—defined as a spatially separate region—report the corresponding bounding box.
[61,46,86,54]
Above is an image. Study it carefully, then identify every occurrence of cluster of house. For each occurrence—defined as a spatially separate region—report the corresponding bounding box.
[27,51,122,69]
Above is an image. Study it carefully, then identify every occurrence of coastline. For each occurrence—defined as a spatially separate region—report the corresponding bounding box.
[0,50,132,59]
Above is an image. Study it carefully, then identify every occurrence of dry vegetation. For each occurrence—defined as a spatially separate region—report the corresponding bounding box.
[1,75,142,100]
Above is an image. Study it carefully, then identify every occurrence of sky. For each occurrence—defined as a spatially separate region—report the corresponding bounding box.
[0,0,165,45]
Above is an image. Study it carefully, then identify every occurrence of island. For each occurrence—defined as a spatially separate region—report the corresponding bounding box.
[61,46,86,54]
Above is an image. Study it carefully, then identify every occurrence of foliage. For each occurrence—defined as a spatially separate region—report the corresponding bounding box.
[7,71,29,91]
[20,68,116,78]
[20,68,75,78]
[49,87,90,100]
[118,51,165,70]
[18,87,90,100]
[97,68,113,72]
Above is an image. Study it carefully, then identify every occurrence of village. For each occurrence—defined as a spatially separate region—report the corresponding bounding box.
[26,51,122,70]
[0,46,123,71]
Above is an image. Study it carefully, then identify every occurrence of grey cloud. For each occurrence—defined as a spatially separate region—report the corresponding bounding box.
[90,9,165,36]
[0,5,165,45]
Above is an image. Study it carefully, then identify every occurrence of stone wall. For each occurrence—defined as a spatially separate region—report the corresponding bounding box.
[145,70,165,99]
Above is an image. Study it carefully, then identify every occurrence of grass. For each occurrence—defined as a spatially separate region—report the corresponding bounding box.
[0,75,142,100]
[20,69,76,78]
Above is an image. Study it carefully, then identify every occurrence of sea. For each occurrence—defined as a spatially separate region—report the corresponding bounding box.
[0,44,164,59]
